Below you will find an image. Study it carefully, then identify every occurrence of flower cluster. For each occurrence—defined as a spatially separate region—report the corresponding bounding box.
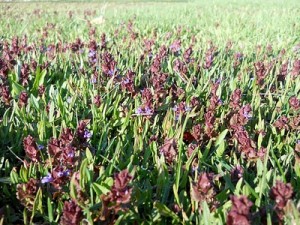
[16,178,39,211]
[38,122,91,191]
[172,101,191,118]
[101,51,117,76]
[203,45,217,70]
[100,170,133,222]
[159,138,178,165]
[270,181,293,222]
[60,200,83,225]
[291,59,300,77]
[121,70,136,94]
[191,172,219,210]
[2,8,300,225]
[170,39,181,56]
[230,165,244,183]
[227,195,253,225]
[23,135,40,162]
[273,115,300,132]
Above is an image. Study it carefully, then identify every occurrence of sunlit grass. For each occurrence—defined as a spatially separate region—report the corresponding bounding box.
[0,1,300,224]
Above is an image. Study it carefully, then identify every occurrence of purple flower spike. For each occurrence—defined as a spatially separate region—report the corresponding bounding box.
[88,50,96,58]
[57,171,64,177]
[37,144,44,150]
[218,99,223,105]
[185,106,191,112]
[145,106,153,114]
[84,130,92,139]
[57,169,71,178]
[67,151,75,158]
[135,107,143,115]
[108,68,117,76]
[123,78,130,84]
[243,112,252,119]
[41,173,53,184]
[63,169,71,177]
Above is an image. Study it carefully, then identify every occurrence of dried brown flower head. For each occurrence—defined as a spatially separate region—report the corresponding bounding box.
[38,85,45,96]
[273,116,289,131]
[291,59,300,77]
[48,138,62,156]
[187,143,198,158]
[60,200,83,225]
[289,96,300,110]
[230,89,242,109]
[159,138,178,164]
[227,195,253,225]
[100,170,133,222]
[60,128,74,145]
[0,85,11,105]
[23,135,40,162]
[254,61,268,86]
[204,111,216,138]
[192,124,204,143]
[191,172,218,210]
[270,180,293,222]
[101,51,117,76]
[16,178,39,211]
[50,166,71,190]
[18,91,28,108]
[230,165,244,183]
[289,115,300,131]
[278,61,288,82]
[93,95,102,108]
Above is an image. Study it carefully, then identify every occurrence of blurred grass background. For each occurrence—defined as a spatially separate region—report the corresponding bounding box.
[1,0,299,51]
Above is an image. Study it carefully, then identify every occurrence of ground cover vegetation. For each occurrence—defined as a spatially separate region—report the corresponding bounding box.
[1,1,300,224]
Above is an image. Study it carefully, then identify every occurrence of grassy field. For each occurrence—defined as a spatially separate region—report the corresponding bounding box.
[1,0,300,224]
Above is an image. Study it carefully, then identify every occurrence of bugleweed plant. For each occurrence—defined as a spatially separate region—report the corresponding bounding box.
[1,1,300,224]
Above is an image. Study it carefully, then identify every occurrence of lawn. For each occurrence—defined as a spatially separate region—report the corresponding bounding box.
[1,0,300,224]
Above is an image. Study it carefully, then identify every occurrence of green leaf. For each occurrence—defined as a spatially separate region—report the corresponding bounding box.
[19,165,28,182]
[103,177,114,187]
[32,68,46,93]
[79,158,88,189]
[2,108,11,126]
[92,182,111,195]
[47,197,54,223]
[70,174,77,200]
[56,92,64,117]
[30,188,43,223]
[234,178,243,195]
[215,129,228,158]
[173,184,180,205]
[10,170,19,184]
[215,129,228,146]
[23,209,28,225]
[201,201,211,225]
[30,94,40,111]
[11,80,25,97]
[154,201,180,222]
[48,101,55,123]
[86,148,93,162]
[244,180,259,199]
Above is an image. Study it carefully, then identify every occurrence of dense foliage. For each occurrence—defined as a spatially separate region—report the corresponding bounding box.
[1,1,300,224]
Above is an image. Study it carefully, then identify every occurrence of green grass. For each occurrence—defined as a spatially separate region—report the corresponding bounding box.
[0,1,300,224]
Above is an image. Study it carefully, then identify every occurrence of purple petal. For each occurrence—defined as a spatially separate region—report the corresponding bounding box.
[41,173,53,183]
